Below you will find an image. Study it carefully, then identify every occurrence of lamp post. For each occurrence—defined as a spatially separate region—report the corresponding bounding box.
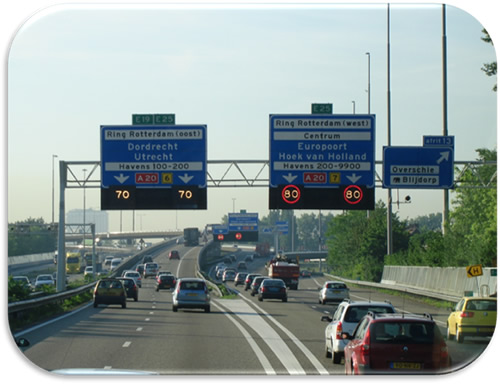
[51,154,58,224]
[82,168,87,249]
[366,52,371,114]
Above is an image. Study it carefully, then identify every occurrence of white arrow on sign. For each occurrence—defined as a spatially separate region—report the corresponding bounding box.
[179,173,194,184]
[346,173,362,183]
[436,151,450,164]
[114,173,130,184]
[283,173,297,183]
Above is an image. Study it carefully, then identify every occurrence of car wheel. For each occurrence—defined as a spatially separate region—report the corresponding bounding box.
[172,306,178,312]
[93,301,98,308]
[122,302,126,309]
[332,350,342,364]
[282,298,287,302]
[325,343,332,359]
[205,306,210,313]
[258,296,263,301]
[446,324,452,340]
[134,296,138,302]
[456,326,464,343]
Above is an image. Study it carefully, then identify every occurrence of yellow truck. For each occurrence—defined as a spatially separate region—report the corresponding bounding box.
[66,252,83,274]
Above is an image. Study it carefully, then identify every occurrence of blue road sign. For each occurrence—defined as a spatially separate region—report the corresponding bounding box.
[276,220,289,235]
[212,225,228,235]
[228,213,259,231]
[423,135,454,148]
[383,146,454,189]
[101,125,207,188]
[269,114,375,188]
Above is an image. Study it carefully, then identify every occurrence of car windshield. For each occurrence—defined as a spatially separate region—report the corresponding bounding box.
[370,322,436,344]
[326,283,346,289]
[344,306,394,323]
[180,281,205,290]
[466,300,497,311]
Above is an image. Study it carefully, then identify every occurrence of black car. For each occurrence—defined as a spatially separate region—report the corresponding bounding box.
[250,276,268,296]
[156,274,177,291]
[117,277,139,301]
[258,278,287,302]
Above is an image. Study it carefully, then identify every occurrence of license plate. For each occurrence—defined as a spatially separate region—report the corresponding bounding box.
[187,293,199,297]
[390,362,422,370]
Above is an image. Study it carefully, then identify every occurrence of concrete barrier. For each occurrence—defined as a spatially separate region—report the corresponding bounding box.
[381,266,497,298]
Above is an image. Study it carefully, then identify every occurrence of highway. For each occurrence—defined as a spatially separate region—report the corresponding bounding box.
[16,242,491,375]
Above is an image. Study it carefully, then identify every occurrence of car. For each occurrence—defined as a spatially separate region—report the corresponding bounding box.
[34,274,55,289]
[318,281,350,304]
[234,272,248,286]
[169,250,180,260]
[123,270,142,288]
[237,261,247,271]
[172,277,210,313]
[12,276,33,291]
[250,276,268,296]
[216,266,227,280]
[143,262,160,278]
[142,255,153,264]
[84,266,93,277]
[104,256,114,268]
[343,312,451,374]
[446,296,497,343]
[300,270,312,278]
[244,273,261,291]
[136,264,144,275]
[93,278,127,308]
[321,300,396,364]
[156,274,177,291]
[244,254,254,263]
[117,277,139,301]
[258,278,287,302]
[156,271,172,279]
[222,269,236,282]
[110,258,122,271]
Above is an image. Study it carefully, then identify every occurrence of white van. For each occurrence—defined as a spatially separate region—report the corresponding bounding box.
[110,258,122,271]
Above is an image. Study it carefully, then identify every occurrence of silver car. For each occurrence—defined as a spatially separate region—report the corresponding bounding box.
[172,277,210,313]
[318,281,350,305]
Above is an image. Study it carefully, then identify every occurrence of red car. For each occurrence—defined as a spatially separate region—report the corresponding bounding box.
[169,250,180,260]
[343,312,451,374]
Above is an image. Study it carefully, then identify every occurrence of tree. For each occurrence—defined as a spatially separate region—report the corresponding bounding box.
[447,148,497,266]
[481,29,497,92]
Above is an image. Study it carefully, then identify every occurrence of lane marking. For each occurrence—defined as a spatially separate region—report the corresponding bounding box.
[136,327,143,332]
[239,295,329,375]
[212,301,276,375]
[216,299,305,374]
[122,341,132,348]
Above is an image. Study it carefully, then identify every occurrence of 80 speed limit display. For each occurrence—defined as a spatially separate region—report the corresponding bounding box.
[269,185,374,210]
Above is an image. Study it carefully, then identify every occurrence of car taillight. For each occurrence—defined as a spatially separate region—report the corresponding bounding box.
[335,321,343,340]
[460,311,475,318]
[280,287,286,293]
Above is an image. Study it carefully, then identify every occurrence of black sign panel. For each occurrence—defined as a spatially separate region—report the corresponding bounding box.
[269,185,374,210]
[213,231,259,242]
[101,186,207,210]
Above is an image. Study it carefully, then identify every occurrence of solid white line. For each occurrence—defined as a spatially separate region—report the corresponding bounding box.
[13,302,94,337]
[216,298,305,374]
[239,294,329,375]
[212,301,276,375]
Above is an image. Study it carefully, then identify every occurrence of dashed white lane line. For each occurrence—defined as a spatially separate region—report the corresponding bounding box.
[122,341,132,348]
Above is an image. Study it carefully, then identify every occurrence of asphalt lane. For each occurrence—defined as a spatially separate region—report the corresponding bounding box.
[17,244,493,375]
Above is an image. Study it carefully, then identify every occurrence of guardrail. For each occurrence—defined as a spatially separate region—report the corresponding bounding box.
[8,238,181,316]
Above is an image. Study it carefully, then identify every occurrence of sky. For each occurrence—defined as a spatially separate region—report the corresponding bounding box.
[1,0,499,382]
[4,0,498,236]
[5,1,498,234]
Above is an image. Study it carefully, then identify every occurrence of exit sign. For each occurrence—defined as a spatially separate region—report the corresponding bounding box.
[311,103,333,114]
[132,114,175,125]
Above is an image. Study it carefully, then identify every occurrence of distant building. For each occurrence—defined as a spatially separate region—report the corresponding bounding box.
[67,209,108,233]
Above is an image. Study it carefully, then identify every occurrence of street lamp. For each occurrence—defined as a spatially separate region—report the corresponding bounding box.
[82,168,87,249]
[52,154,58,224]
[366,52,371,114]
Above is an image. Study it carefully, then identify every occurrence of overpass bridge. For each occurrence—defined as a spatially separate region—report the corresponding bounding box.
[65,230,183,242]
